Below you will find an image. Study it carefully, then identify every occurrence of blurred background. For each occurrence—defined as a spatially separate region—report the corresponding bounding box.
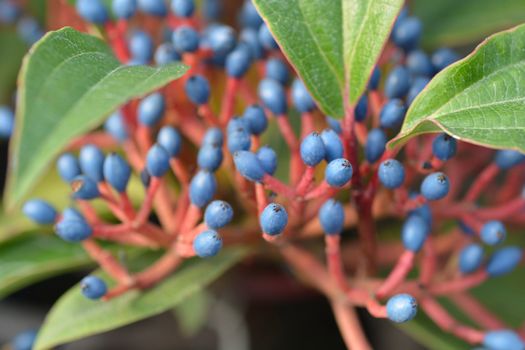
[1,0,525,349]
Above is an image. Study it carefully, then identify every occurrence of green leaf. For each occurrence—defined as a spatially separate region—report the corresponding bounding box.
[0,233,93,299]
[0,31,27,104]
[252,0,403,117]
[34,247,249,350]
[172,290,210,336]
[413,0,525,49]
[6,27,188,209]
[390,24,525,152]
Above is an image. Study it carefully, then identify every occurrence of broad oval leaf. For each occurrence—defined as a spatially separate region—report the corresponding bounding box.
[252,0,403,117]
[390,24,525,152]
[0,233,93,299]
[34,247,249,350]
[6,27,188,209]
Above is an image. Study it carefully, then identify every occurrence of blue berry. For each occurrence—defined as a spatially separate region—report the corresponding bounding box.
[17,17,43,45]
[171,0,194,17]
[0,106,14,139]
[406,50,434,77]
[458,243,484,274]
[291,78,316,113]
[384,65,410,99]
[112,0,137,19]
[300,132,326,167]
[354,94,368,122]
[129,30,154,63]
[189,170,217,207]
[392,16,422,51]
[432,48,459,72]
[12,330,37,350]
[320,129,343,162]
[408,193,432,227]
[365,128,387,163]
[258,22,278,50]
[480,220,506,246]
[386,294,417,323]
[202,127,224,147]
[172,26,200,53]
[76,0,108,24]
[494,150,525,170]
[380,99,406,129]
[157,126,182,157]
[71,175,100,200]
[0,2,20,24]
[239,28,264,60]
[79,144,105,183]
[243,105,268,135]
[204,24,236,56]
[103,153,131,193]
[392,7,409,35]
[138,92,165,126]
[239,0,262,29]
[203,0,221,20]
[368,66,381,90]
[23,199,57,225]
[63,207,85,221]
[233,150,265,182]
[266,58,289,85]
[104,111,128,142]
[80,276,107,300]
[256,146,278,175]
[154,43,181,65]
[141,169,151,187]
[204,200,234,229]
[260,203,288,236]
[146,144,170,177]
[319,199,344,235]
[325,158,353,187]
[185,75,210,105]
[193,229,223,257]
[198,144,223,171]
[258,78,287,115]
[402,214,429,252]
[56,217,93,242]
[432,133,457,161]
[57,153,81,183]
[407,76,429,105]
[227,127,251,153]
[483,330,525,350]
[421,172,450,200]
[487,246,522,277]
[378,159,405,189]
[227,116,250,134]
[225,47,252,78]
[326,116,342,134]
[137,0,167,16]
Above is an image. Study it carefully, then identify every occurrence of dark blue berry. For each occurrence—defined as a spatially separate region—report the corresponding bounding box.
[76,0,108,24]
[233,150,265,182]
[129,30,154,63]
[204,200,233,229]
[386,294,417,323]
[239,28,264,60]
[202,127,224,147]
[483,330,525,350]
[154,43,181,65]
[204,24,236,56]
[380,99,406,129]
[260,203,288,236]
[402,214,429,252]
[203,0,221,21]
[421,172,450,200]
[146,144,170,177]
[481,220,506,246]
[71,175,100,200]
[365,128,386,163]
[103,153,131,193]
[137,0,167,17]
[80,275,107,299]
[258,22,278,50]
[172,26,200,53]
[432,133,457,161]
[79,144,105,182]
[193,229,223,257]
[258,78,287,115]
[112,0,137,19]
[256,146,277,175]
[227,127,251,153]
[494,150,525,170]
[157,126,182,157]
[185,75,210,105]
[486,246,522,277]
[319,199,344,235]
[384,65,410,99]
[378,159,405,189]
[243,105,268,135]
[368,66,381,90]
[458,243,484,274]
[291,78,316,113]
[104,111,128,142]
[227,116,249,134]
[56,217,93,242]
[354,94,368,122]
[325,158,353,187]
[432,48,459,72]
[23,199,57,224]
[239,0,262,29]
[189,170,217,207]
[138,92,165,126]
[392,16,422,51]
[198,144,223,171]
[225,47,252,78]
[266,58,289,85]
[300,132,326,167]
[171,0,195,17]
[57,153,81,183]
[326,116,342,134]
[406,50,434,77]
[408,193,432,227]
[320,129,343,162]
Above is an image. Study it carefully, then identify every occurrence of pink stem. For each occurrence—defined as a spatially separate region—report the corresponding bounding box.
[296,166,316,196]
[375,251,415,299]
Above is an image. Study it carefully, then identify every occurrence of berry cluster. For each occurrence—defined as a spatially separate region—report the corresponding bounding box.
[11,1,525,349]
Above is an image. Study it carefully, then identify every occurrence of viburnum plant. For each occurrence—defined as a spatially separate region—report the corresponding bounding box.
[1,0,525,349]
